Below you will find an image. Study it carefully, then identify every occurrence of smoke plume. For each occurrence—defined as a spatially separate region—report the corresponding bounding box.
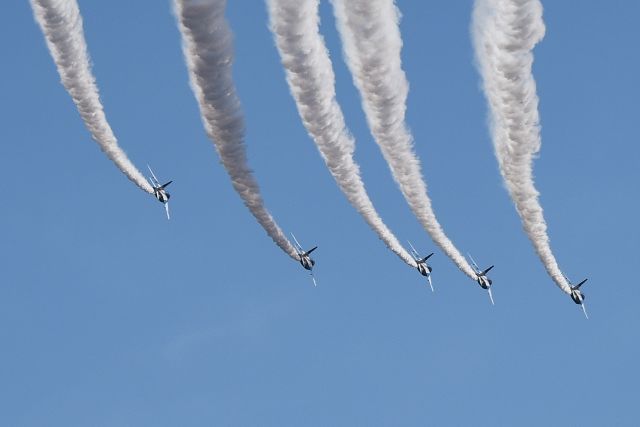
[174,0,298,259]
[268,0,415,267]
[472,0,571,293]
[30,0,153,194]
[332,0,477,278]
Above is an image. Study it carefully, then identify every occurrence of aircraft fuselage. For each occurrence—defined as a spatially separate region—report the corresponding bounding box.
[417,263,432,277]
[300,255,314,271]
[571,289,585,305]
[154,188,170,204]
[477,275,492,289]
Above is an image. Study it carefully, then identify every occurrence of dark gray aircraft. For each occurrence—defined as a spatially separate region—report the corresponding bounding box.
[292,233,317,286]
[469,254,495,305]
[408,241,434,292]
[148,165,172,220]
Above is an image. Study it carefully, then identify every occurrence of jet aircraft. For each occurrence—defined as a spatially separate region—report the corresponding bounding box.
[291,233,317,286]
[469,254,495,305]
[148,165,172,220]
[565,275,589,319]
[408,241,434,292]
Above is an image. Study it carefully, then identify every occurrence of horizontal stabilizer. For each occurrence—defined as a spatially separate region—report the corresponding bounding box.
[304,246,318,256]
[161,180,173,189]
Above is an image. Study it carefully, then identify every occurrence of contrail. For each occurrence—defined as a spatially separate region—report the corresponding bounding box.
[267,0,415,267]
[472,0,571,293]
[331,0,477,278]
[174,0,297,260]
[30,0,153,194]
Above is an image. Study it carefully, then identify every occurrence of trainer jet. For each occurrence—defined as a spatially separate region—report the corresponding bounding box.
[291,233,318,286]
[408,241,434,292]
[469,254,495,305]
[565,275,589,319]
[148,165,172,219]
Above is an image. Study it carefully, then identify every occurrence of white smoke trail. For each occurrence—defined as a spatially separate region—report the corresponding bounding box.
[267,0,415,267]
[174,0,298,260]
[30,0,153,194]
[331,0,477,278]
[472,0,571,293]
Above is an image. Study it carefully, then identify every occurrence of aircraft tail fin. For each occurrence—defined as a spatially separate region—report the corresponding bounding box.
[574,278,588,290]
[421,253,434,263]
[481,265,494,276]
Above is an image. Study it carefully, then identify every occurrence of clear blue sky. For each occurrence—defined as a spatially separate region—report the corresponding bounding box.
[1,1,638,425]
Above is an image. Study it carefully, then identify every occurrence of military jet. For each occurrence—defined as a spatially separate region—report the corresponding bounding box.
[148,165,172,220]
[565,275,589,319]
[291,233,317,286]
[469,254,495,305]
[408,241,434,292]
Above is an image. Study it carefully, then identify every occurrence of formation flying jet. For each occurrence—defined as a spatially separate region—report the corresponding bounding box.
[565,275,589,319]
[469,254,495,305]
[408,241,434,292]
[291,233,318,286]
[148,165,172,220]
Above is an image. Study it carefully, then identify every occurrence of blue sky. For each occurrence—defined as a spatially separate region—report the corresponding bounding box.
[1,0,638,425]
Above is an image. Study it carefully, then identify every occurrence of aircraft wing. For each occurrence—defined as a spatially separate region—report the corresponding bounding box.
[290,233,303,254]
[147,164,160,186]
[468,253,481,273]
[581,303,589,319]
[407,241,419,259]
